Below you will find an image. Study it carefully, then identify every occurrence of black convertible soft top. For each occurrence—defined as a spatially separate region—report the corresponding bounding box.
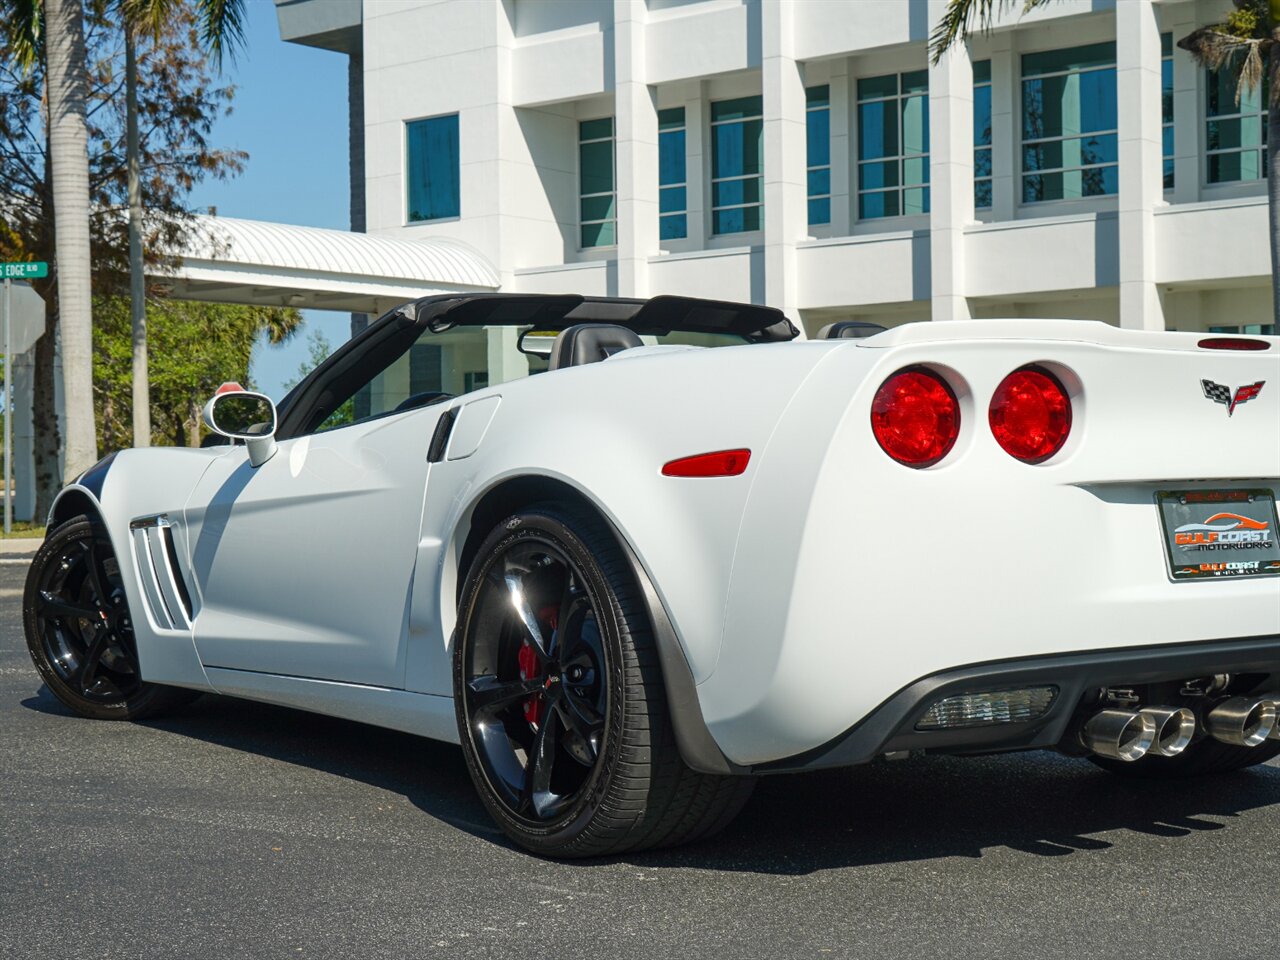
[412,293,799,343]
[276,293,797,438]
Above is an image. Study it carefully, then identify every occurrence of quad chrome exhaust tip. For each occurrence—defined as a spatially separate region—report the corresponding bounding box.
[1082,709,1155,762]
[1206,696,1278,747]
[1140,706,1197,758]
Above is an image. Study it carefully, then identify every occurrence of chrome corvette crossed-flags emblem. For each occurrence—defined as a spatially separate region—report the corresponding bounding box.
[1201,379,1265,416]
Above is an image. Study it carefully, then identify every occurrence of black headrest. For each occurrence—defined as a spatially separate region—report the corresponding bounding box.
[549,323,644,371]
[816,321,887,340]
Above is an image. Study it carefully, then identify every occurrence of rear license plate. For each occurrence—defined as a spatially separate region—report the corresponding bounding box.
[1157,489,1280,581]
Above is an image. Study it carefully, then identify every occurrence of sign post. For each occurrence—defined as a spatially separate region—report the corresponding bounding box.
[1,262,48,535]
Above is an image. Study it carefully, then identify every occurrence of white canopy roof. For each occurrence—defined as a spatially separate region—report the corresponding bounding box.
[163,216,499,315]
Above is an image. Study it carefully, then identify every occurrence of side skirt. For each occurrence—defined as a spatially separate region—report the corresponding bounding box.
[204,667,460,744]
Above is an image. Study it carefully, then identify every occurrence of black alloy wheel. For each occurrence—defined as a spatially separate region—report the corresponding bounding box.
[24,515,194,721]
[454,502,755,858]
[461,537,609,823]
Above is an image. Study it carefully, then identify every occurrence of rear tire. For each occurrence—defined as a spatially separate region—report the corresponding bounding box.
[24,515,197,721]
[1090,738,1280,779]
[453,501,754,857]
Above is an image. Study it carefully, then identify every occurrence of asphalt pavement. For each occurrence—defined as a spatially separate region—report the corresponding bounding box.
[2,556,1279,960]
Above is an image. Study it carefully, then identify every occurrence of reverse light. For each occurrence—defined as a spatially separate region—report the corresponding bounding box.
[870,367,961,468]
[916,687,1058,730]
[662,449,751,477]
[1198,337,1270,351]
[989,366,1072,464]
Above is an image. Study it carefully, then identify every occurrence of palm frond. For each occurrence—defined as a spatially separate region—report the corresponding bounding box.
[120,0,180,40]
[194,0,246,69]
[1178,27,1274,107]
[1237,37,1266,106]
[1178,26,1258,70]
[929,0,1054,64]
[2,0,44,74]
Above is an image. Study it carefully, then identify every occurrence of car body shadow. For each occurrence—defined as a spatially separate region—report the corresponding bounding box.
[21,686,1280,874]
[639,751,1280,874]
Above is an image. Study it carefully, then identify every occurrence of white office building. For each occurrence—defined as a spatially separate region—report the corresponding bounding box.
[274,0,1272,337]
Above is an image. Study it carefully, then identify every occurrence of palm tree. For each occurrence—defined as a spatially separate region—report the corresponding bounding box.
[4,0,99,483]
[4,0,246,461]
[122,0,246,448]
[931,0,1280,325]
[45,0,97,482]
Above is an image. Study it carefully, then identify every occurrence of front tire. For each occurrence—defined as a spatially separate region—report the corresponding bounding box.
[453,501,753,857]
[24,515,195,721]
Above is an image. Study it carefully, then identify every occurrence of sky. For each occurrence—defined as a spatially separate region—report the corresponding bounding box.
[187,0,353,401]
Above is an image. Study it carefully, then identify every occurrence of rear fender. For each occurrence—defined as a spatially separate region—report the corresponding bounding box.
[443,473,744,775]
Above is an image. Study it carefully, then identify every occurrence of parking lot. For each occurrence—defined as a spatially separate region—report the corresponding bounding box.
[2,558,1278,959]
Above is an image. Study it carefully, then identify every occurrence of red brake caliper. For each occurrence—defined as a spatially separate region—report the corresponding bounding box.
[518,605,560,728]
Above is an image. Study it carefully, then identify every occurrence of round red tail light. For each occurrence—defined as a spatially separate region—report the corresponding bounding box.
[870,368,961,468]
[988,366,1072,463]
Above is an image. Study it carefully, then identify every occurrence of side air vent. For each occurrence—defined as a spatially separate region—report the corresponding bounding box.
[428,406,459,463]
[161,525,195,620]
[129,515,194,629]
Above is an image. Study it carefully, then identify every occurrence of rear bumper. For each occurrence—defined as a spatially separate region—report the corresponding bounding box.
[753,634,1280,773]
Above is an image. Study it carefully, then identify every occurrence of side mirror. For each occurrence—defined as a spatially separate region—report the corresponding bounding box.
[201,385,279,468]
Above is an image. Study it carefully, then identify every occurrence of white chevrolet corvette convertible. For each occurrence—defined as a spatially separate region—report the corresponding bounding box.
[23,293,1280,857]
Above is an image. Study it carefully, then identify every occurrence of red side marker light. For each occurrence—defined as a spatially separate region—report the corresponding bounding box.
[662,449,751,478]
[1198,337,1270,351]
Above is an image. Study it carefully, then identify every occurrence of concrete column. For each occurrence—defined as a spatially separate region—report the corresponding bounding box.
[989,35,1016,222]
[683,86,707,245]
[828,69,851,237]
[761,0,806,319]
[348,46,369,339]
[1117,0,1166,330]
[928,0,974,322]
[490,0,521,294]
[1170,4,1200,206]
[614,0,659,298]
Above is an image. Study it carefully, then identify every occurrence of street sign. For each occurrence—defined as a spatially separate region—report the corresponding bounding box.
[2,262,48,280]
[1,265,45,534]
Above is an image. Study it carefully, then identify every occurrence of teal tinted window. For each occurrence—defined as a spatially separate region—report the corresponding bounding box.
[712,205,762,234]
[858,72,930,220]
[579,116,613,141]
[974,60,993,208]
[711,96,763,123]
[660,215,687,241]
[1023,41,1115,77]
[1020,43,1117,202]
[901,70,928,94]
[579,118,615,248]
[711,95,764,235]
[1209,323,1276,335]
[406,114,460,222]
[659,107,687,240]
[1206,64,1269,184]
[858,74,898,100]
[807,85,831,225]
